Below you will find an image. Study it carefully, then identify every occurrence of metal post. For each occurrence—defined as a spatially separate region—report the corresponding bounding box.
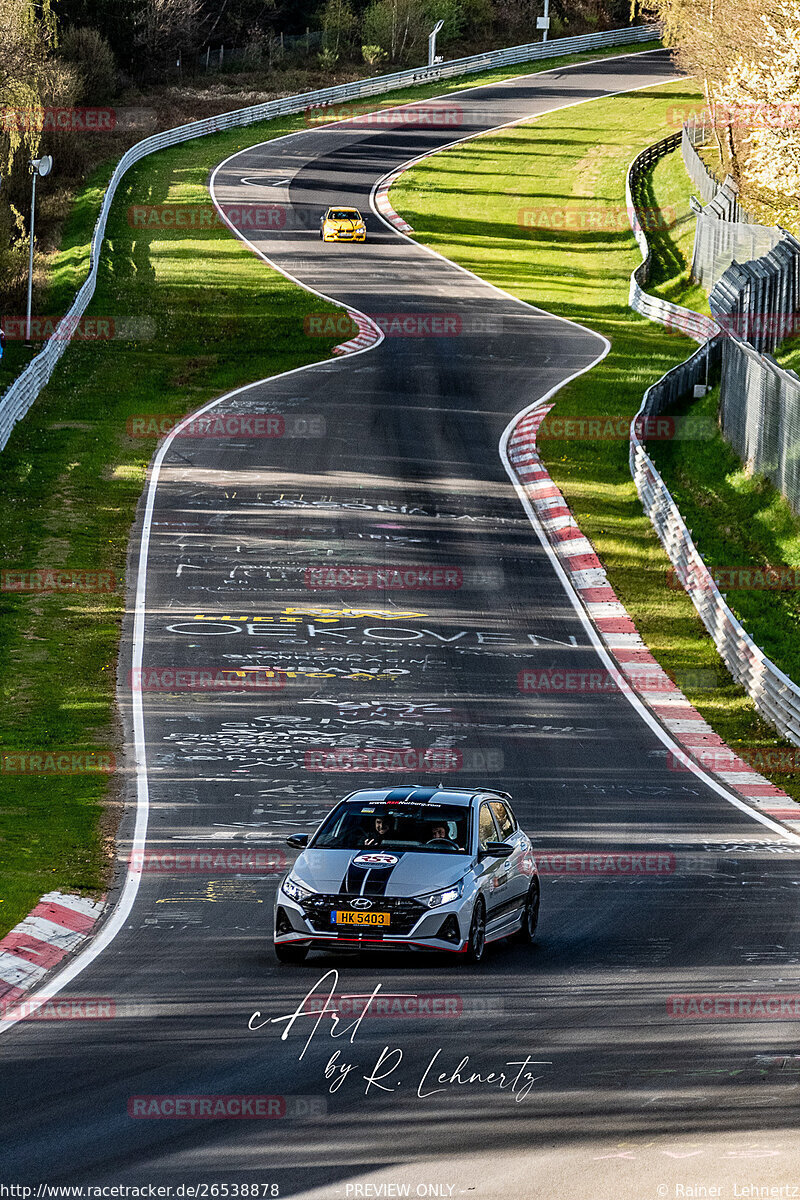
[542,0,550,42]
[25,169,36,346]
[428,20,444,67]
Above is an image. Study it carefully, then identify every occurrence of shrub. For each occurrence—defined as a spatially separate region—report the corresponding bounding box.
[59,26,118,103]
[362,43,388,64]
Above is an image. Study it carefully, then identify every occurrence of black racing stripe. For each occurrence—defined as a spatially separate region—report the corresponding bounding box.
[407,787,438,802]
[384,787,418,802]
[365,853,405,896]
[341,861,370,894]
[339,853,406,896]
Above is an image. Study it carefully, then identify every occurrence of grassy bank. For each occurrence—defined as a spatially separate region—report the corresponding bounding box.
[0,41,662,938]
[0,119,349,935]
[390,78,800,800]
[0,39,663,390]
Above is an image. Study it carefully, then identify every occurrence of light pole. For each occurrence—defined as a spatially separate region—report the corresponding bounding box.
[25,155,53,347]
[428,19,444,67]
[538,0,550,42]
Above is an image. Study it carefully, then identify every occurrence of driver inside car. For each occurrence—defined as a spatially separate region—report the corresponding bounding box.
[362,815,393,846]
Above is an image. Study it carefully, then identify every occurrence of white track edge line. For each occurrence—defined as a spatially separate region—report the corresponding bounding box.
[362,74,799,843]
[499,398,800,843]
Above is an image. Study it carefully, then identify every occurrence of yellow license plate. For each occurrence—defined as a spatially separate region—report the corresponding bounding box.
[333,910,390,926]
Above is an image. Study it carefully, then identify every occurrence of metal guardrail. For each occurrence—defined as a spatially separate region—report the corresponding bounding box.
[626,132,718,343]
[0,23,659,451]
[626,132,800,747]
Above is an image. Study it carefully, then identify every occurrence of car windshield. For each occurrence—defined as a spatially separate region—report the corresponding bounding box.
[329,210,360,220]
[311,800,471,854]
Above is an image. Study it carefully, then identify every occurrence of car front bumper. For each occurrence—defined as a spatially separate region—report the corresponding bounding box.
[323,229,366,242]
[275,890,468,952]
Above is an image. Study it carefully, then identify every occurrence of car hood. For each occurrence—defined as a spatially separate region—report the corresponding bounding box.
[327,217,360,228]
[292,848,471,897]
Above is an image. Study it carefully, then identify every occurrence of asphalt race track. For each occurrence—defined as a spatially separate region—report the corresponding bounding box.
[3,49,800,1199]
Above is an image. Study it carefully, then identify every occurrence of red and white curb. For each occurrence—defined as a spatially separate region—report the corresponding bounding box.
[332,309,382,355]
[507,404,800,832]
[374,170,415,234]
[0,891,106,1015]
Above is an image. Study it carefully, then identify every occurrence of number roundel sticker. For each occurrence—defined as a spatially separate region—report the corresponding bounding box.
[351,853,399,867]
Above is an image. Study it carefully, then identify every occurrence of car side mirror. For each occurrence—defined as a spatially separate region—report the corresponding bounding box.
[479,841,514,861]
[286,834,309,849]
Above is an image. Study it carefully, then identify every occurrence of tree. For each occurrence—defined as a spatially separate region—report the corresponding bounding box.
[132,0,203,63]
[322,0,357,57]
[642,0,800,207]
[363,0,429,61]
[0,0,57,173]
[716,0,800,206]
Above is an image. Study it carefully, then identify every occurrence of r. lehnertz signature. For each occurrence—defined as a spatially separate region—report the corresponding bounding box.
[248,968,551,1101]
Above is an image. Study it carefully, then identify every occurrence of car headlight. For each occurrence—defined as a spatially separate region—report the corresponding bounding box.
[282,875,313,903]
[417,880,464,908]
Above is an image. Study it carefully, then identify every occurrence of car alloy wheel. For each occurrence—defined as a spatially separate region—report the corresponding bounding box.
[514,881,540,944]
[274,941,308,964]
[466,896,486,964]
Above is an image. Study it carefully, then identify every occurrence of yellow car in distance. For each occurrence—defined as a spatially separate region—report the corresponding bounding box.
[319,206,367,243]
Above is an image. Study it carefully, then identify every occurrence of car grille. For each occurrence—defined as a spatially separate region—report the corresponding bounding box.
[300,893,427,937]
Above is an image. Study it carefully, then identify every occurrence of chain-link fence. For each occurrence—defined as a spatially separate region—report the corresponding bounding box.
[693,189,783,292]
[712,246,800,513]
[626,134,800,746]
[682,118,783,292]
[680,118,800,514]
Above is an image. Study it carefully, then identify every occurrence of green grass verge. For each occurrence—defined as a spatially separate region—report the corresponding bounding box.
[773,335,800,376]
[390,77,800,800]
[0,120,350,935]
[0,40,663,393]
[0,39,662,938]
